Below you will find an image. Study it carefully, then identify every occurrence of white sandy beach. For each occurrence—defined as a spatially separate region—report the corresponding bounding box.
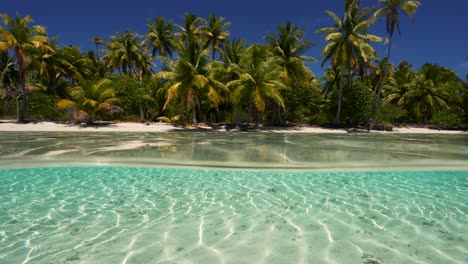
[0,120,466,134]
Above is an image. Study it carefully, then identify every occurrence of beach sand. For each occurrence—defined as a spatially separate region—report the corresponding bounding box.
[0,120,466,134]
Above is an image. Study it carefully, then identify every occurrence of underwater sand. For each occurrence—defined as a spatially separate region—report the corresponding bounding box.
[0,167,466,264]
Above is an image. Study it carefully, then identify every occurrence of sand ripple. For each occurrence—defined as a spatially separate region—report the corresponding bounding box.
[0,167,466,263]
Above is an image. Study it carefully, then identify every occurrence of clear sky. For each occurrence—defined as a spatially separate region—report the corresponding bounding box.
[3,0,468,78]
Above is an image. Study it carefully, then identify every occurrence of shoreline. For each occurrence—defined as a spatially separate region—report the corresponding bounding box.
[0,120,466,134]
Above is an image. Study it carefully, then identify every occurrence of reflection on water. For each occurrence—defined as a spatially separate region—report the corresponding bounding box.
[0,132,467,170]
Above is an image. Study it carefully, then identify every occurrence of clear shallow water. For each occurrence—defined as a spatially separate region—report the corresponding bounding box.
[0,167,466,264]
[0,132,467,170]
[0,132,467,263]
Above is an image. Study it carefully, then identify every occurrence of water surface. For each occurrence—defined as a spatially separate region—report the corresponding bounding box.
[0,132,467,263]
[0,132,466,170]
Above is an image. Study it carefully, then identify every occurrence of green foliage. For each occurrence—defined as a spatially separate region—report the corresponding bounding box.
[464,84,468,122]
[111,74,162,121]
[431,109,464,129]
[283,82,326,123]
[228,44,285,123]
[28,92,66,120]
[1,11,465,130]
[336,79,375,124]
[374,103,407,124]
[57,78,120,124]
[316,1,382,124]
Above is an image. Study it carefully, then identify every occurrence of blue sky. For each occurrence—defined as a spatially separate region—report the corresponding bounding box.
[3,0,468,78]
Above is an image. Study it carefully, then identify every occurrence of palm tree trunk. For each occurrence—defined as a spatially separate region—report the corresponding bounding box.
[139,106,145,122]
[276,103,284,125]
[48,76,57,95]
[247,100,253,127]
[235,108,241,125]
[95,43,100,61]
[334,66,344,125]
[18,72,28,123]
[374,37,393,108]
[192,107,197,123]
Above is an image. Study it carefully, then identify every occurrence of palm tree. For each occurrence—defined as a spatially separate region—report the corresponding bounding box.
[266,22,315,87]
[321,66,341,100]
[227,44,286,127]
[0,51,18,114]
[0,13,51,122]
[57,78,121,125]
[201,14,231,60]
[175,13,203,45]
[91,36,103,60]
[386,63,462,123]
[384,61,415,108]
[266,22,316,124]
[146,17,176,59]
[316,0,382,125]
[59,45,94,86]
[219,38,245,65]
[34,38,74,95]
[406,64,457,123]
[102,31,152,78]
[374,0,421,106]
[156,38,228,124]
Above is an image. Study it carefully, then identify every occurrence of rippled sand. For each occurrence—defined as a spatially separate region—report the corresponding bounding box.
[0,167,466,263]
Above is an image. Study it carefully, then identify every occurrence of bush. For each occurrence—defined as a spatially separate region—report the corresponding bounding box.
[283,82,326,123]
[328,79,374,125]
[374,103,408,124]
[110,74,161,121]
[431,109,464,129]
[28,93,67,121]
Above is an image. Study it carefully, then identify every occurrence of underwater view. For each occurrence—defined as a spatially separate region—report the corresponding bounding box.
[0,132,467,263]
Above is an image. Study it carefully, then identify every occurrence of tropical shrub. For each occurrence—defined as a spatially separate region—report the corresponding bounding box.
[57,79,121,125]
[339,79,375,125]
[28,92,66,120]
[431,110,464,129]
[110,74,160,122]
[374,103,407,124]
[282,82,326,123]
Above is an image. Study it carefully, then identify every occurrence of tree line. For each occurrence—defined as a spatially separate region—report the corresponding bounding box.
[1,0,467,129]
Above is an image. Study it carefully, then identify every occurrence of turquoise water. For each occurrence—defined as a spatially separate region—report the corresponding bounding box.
[0,167,466,264]
[0,132,467,263]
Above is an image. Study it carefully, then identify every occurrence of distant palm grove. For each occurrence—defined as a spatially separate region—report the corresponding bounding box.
[1,0,467,129]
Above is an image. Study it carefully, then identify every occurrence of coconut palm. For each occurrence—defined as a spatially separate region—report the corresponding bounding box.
[266,22,316,124]
[386,63,462,123]
[201,14,231,60]
[146,17,176,58]
[34,39,75,94]
[406,64,457,122]
[59,45,95,86]
[316,0,382,124]
[175,13,203,45]
[0,13,51,122]
[102,31,152,78]
[91,36,103,60]
[321,66,341,100]
[228,44,286,127]
[219,38,245,65]
[374,0,421,105]
[156,38,228,124]
[266,22,315,88]
[0,51,18,114]
[57,78,120,125]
